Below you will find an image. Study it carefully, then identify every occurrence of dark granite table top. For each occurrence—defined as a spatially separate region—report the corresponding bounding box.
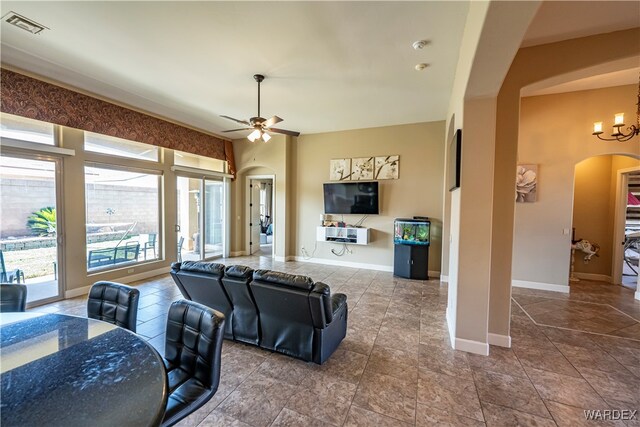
[0,313,167,427]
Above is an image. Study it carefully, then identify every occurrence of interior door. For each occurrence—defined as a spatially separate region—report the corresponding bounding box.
[250,181,261,255]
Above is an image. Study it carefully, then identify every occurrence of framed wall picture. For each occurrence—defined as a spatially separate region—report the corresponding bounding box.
[374,155,399,180]
[516,164,538,202]
[329,158,352,181]
[352,157,374,180]
[448,129,462,191]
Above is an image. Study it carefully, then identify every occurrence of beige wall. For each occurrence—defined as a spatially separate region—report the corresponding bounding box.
[231,122,445,270]
[514,85,640,286]
[573,155,639,278]
[444,0,541,352]
[294,122,445,271]
[231,134,294,260]
[491,28,640,342]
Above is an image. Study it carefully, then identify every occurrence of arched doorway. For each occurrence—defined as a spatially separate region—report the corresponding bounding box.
[571,154,639,292]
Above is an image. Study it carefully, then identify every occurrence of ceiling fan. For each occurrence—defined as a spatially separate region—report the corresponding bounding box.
[221,74,300,142]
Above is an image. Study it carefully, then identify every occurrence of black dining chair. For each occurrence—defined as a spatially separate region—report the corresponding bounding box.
[87,281,140,333]
[161,300,225,427]
[0,284,27,312]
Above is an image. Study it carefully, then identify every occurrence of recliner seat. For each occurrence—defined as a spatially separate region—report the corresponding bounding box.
[169,263,347,364]
[170,261,233,339]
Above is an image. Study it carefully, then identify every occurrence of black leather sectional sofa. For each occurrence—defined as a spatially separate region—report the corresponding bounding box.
[169,261,348,364]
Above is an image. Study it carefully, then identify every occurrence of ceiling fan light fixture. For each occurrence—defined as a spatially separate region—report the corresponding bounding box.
[262,132,271,142]
[248,129,261,142]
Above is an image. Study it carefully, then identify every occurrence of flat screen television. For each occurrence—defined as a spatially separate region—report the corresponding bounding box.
[323,182,379,214]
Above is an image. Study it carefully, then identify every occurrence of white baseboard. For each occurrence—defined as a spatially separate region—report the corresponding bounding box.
[440,275,449,283]
[488,333,511,348]
[446,307,455,348]
[230,251,247,257]
[292,256,393,272]
[453,337,489,356]
[573,272,612,283]
[636,291,640,301]
[291,256,440,277]
[64,266,171,298]
[512,280,570,294]
[274,255,296,262]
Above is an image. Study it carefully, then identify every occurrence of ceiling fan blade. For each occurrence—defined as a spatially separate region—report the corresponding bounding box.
[268,127,300,137]
[263,115,283,128]
[222,128,252,133]
[220,115,250,126]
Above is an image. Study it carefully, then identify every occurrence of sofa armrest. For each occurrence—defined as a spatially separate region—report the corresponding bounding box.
[331,293,347,316]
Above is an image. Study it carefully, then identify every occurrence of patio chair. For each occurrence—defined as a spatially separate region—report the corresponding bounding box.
[87,247,116,269]
[177,237,184,262]
[143,233,157,260]
[114,242,140,265]
[0,250,25,284]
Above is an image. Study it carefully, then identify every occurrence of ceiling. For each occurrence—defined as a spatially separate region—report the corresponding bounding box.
[523,67,639,97]
[521,1,640,47]
[1,2,638,139]
[0,1,470,138]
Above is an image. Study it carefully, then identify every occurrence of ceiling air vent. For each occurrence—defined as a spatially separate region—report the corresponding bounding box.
[2,12,48,34]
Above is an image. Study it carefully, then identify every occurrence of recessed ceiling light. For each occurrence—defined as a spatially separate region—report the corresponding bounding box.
[412,40,429,50]
[415,63,429,71]
[2,11,49,35]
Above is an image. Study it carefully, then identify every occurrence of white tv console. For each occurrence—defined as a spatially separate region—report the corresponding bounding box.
[316,226,370,245]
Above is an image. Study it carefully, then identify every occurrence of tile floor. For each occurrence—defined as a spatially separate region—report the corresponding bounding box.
[30,255,640,426]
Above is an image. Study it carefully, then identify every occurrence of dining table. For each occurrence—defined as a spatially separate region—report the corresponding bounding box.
[0,312,167,427]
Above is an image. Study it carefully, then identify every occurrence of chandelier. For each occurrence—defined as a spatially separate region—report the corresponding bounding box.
[592,76,639,142]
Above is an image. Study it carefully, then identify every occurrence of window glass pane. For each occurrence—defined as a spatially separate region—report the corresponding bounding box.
[174,150,225,172]
[0,113,55,145]
[204,179,223,258]
[85,132,159,161]
[85,166,160,271]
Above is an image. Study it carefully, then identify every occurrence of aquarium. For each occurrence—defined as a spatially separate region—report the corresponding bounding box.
[394,218,430,246]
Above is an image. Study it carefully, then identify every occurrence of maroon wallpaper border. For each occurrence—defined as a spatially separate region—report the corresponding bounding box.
[1,69,236,174]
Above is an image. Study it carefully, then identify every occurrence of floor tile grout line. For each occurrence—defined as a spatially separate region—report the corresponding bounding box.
[536,317,625,414]
[515,297,640,343]
[509,340,561,425]
[340,276,391,426]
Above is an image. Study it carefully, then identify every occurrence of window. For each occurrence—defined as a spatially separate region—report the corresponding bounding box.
[0,113,55,145]
[259,185,266,218]
[85,132,159,161]
[85,165,161,272]
[174,150,226,172]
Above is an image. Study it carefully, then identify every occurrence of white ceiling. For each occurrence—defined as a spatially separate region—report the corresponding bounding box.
[0,1,470,138]
[523,67,639,97]
[521,1,640,47]
[2,2,638,139]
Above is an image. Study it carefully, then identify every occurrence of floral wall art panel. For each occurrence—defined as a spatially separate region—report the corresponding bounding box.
[375,155,399,180]
[516,164,538,203]
[329,158,352,181]
[351,157,374,180]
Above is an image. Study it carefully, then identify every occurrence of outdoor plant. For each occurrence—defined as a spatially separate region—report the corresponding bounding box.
[26,207,57,236]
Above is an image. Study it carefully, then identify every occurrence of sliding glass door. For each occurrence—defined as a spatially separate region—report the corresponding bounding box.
[204,179,224,258]
[0,155,63,304]
[176,176,225,261]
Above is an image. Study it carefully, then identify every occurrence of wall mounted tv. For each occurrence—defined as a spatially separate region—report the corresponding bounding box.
[323,182,379,215]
